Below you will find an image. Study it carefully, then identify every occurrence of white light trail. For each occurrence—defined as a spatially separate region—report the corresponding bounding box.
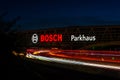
[26,54,120,70]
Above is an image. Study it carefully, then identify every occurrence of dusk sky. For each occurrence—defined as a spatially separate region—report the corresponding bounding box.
[1,0,120,30]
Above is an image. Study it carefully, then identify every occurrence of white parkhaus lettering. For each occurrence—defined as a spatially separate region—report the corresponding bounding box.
[71,34,96,41]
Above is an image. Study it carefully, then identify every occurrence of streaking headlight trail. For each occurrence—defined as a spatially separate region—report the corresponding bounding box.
[26,53,120,70]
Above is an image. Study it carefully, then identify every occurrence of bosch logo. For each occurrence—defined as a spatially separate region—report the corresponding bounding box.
[40,34,62,42]
[31,33,38,43]
[31,33,62,43]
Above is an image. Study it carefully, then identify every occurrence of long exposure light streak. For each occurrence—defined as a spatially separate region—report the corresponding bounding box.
[26,53,120,70]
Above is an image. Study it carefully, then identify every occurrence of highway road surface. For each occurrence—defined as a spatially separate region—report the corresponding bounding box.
[17,48,120,79]
[11,48,120,80]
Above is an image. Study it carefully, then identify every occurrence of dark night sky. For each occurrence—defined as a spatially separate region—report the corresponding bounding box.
[1,0,120,30]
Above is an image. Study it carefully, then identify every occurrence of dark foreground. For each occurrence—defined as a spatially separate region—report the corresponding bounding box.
[4,53,120,80]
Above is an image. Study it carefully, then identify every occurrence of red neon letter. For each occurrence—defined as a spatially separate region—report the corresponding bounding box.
[49,34,53,42]
[53,34,57,42]
[58,34,62,42]
[40,35,44,42]
[45,34,49,42]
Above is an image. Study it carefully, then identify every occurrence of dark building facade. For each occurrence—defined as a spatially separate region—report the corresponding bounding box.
[15,25,120,50]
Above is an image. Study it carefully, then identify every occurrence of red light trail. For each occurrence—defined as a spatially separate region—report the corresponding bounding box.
[26,49,120,63]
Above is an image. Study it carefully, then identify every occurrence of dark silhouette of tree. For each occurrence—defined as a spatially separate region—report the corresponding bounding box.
[0,12,21,32]
[0,12,42,80]
[0,11,21,65]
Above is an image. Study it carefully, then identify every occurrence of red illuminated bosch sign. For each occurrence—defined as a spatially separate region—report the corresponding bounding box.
[31,34,62,43]
[40,34,62,42]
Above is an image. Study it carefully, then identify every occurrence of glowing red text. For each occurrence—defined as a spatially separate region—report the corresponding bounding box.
[40,34,62,42]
